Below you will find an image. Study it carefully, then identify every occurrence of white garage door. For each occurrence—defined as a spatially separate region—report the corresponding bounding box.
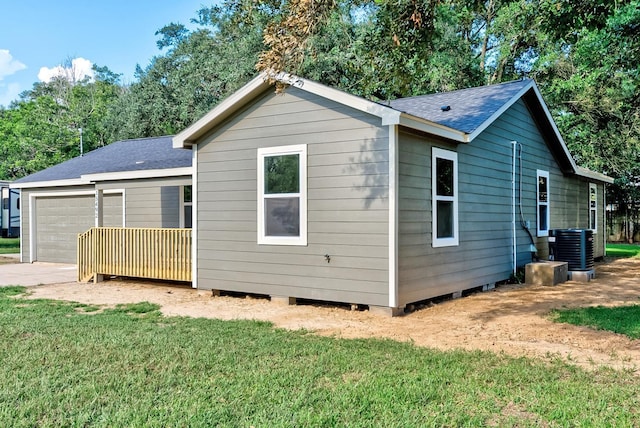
[35,193,123,263]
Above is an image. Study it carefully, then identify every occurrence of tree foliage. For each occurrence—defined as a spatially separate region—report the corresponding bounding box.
[0,64,123,180]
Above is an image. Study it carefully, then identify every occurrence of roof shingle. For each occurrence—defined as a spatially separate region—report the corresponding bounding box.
[388,79,532,134]
[14,136,191,184]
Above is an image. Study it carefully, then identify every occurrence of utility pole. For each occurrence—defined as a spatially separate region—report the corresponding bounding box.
[79,127,83,157]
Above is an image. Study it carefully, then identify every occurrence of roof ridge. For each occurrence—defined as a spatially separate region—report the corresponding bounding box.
[110,135,175,144]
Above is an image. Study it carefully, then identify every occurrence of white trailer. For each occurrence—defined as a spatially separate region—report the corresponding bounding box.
[0,182,20,238]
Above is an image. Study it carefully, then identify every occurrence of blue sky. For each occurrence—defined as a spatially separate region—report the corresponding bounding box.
[0,0,220,107]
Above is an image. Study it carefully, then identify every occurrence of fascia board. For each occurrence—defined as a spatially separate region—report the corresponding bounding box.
[10,178,87,189]
[397,114,469,143]
[82,167,193,182]
[10,166,193,189]
[576,166,615,184]
[277,73,397,121]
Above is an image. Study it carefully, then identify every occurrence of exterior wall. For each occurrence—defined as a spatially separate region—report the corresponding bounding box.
[98,176,192,228]
[125,186,179,228]
[397,98,604,306]
[196,87,390,306]
[397,131,522,305]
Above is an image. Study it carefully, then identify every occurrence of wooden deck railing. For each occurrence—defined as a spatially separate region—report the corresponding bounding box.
[78,227,192,283]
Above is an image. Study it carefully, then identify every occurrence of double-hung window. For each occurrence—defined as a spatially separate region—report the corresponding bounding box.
[258,144,307,245]
[432,147,458,247]
[536,170,550,237]
[589,183,597,232]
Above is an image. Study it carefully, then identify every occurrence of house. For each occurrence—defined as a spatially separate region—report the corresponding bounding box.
[0,181,20,238]
[11,136,192,264]
[173,73,612,315]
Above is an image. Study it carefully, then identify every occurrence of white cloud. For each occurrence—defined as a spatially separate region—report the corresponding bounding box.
[38,57,95,83]
[0,49,27,81]
[0,82,22,107]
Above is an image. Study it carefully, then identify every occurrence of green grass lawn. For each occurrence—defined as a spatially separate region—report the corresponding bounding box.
[1,287,639,426]
[0,237,19,254]
[606,243,640,258]
[551,305,640,340]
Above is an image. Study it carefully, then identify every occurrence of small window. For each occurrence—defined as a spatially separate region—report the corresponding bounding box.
[537,170,550,237]
[589,183,597,232]
[183,185,192,229]
[258,145,307,245]
[432,147,458,247]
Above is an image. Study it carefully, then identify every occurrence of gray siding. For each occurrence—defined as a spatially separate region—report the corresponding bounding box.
[125,186,180,228]
[397,98,604,305]
[196,88,390,306]
[98,176,192,229]
[397,132,522,305]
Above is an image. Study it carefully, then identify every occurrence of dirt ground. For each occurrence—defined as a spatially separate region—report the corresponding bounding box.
[11,257,640,371]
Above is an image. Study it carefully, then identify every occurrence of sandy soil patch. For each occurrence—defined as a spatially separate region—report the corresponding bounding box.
[0,256,19,265]
[25,257,640,371]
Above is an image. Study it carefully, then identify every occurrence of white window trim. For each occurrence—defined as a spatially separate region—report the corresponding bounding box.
[432,147,459,248]
[257,144,307,246]
[537,170,550,237]
[179,185,192,228]
[589,182,597,233]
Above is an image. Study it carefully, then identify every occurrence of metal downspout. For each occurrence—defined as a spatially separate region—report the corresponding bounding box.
[511,141,517,275]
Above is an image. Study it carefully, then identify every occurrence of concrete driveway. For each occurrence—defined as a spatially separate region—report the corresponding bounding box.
[0,255,77,286]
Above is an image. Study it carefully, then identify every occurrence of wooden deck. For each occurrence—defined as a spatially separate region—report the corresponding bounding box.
[78,227,192,283]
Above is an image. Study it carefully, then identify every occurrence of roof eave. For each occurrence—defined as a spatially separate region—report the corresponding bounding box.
[10,178,88,189]
[10,167,194,189]
[394,113,470,143]
[82,166,193,182]
[278,73,398,121]
[173,72,401,148]
[576,166,615,184]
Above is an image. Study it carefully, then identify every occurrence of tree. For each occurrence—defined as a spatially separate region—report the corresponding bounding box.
[107,1,272,140]
[0,64,124,179]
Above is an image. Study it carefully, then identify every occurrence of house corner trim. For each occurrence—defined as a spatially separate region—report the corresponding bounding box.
[388,124,399,308]
[192,145,198,289]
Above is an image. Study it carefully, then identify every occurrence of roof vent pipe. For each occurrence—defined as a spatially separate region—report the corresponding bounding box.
[440,105,451,112]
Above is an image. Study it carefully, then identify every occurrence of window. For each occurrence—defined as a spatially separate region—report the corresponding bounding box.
[537,170,550,237]
[183,185,192,229]
[258,144,307,245]
[432,147,458,247]
[589,183,597,232]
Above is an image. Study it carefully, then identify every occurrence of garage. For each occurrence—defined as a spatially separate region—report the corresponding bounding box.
[11,136,193,265]
[33,193,123,263]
